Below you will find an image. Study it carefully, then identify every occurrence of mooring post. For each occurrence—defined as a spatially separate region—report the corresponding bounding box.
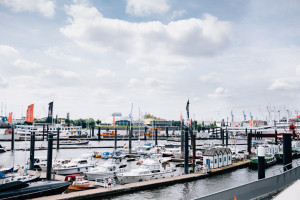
[275,129,278,145]
[192,130,196,172]
[258,146,265,179]
[56,127,60,150]
[92,126,95,137]
[255,129,257,140]
[11,125,14,151]
[247,129,252,155]
[283,133,292,171]
[155,128,158,146]
[42,124,45,141]
[226,127,228,146]
[293,130,296,140]
[184,127,189,174]
[166,127,169,138]
[221,128,224,145]
[46,125,49,141]
[114,128,117,150]
[98,127,101,141]
[129,127,132,154]
[29,131,35,170]
[181,126,184,159]
[47,134,53,181]
[144,126,147,141]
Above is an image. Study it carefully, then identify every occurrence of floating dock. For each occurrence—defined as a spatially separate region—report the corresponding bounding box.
[31,160,250,200]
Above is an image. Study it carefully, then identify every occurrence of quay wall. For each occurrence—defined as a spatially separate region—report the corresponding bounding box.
[196,164,300,200]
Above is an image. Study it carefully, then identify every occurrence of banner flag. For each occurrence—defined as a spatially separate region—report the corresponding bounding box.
[8,112,13,123]
[26,104,34,123]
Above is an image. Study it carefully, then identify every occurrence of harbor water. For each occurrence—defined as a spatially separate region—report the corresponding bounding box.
[0,135,294,200]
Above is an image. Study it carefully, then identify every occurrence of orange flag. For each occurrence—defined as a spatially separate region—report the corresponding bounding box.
[8,112,13,123]
[250,120,253,127]
[112,116,115,126]
[26,104,34,123]
[180,112,182,126]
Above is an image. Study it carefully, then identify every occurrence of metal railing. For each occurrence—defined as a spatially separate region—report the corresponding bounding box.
[271,160,300,176]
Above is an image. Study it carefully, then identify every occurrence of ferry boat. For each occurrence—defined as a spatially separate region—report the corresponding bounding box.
[249,154,277,169]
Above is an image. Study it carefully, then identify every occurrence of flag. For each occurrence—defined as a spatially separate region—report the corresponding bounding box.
[250,120,253,127]
[180,112,182,127]
[8,112,13,123]
[46,102,53,123]
[26,104,34,123]
[113,116,115,126]
[186,99,190,119]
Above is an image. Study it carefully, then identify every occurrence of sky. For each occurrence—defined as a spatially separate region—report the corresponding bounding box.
[0,0,300,122]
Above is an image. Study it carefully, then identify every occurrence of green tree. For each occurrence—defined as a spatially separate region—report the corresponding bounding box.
[86,118,95,128]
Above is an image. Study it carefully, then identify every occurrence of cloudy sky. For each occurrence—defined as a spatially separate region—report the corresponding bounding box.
[0,0,300,122]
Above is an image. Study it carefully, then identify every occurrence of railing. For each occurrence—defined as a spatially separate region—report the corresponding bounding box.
[270,160,300,176]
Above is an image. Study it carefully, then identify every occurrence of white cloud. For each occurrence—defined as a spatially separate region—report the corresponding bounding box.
[45,47,82,62]
[0,44,19,57]
[60,4,232,57]
[208,87,229,98]
[96,69,116,77]
[268,78,299,91]
[12,59,42,70]
[171,10,186,20]
[126,0,170,16]
[0,76,8,88]
[0,0,56,18]
[199,72,220,83]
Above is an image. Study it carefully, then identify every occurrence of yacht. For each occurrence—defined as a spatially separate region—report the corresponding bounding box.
[84,158,127,181]
[53,155,96,175]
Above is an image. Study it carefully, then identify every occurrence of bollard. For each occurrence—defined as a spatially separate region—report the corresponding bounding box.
[275,129,278,145]
[129,127,132,154]
[98,127,101,141]
[144,126,147,141]
[29,131,35,170]
[42,125,45,141]
[184,127,189,174]
[11,125,14,151]
[47,134,53,181]
[114,128,117,150]
[155,128,158,146]
[283,133,292,171]
[226,127,228,146]
[56,127,60,150]
[258,146,265,179]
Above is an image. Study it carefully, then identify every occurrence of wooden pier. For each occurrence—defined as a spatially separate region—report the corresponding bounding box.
[31,160,250,200]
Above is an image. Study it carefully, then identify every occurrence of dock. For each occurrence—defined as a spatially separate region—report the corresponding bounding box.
[31,160,250,200]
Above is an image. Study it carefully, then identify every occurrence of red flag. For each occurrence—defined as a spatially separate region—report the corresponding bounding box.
[26,104,34,123]
[112,116,115,126]
[8,112,13,123]
[250,120,253,127]
[180,112,182,126]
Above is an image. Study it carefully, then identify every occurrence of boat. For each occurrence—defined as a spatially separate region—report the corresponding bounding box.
[53,140,89,145]
[0,144,6,153]
[0,180,70,199]
[84,157,127,181]
[116,158,177,184]
[249,154,277,169]
[53,155,96,175]
[64,174,95,193]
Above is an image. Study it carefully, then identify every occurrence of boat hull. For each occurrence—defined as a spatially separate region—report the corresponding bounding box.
[85,172,114,181]
[116,174,152,184]
[53,165,95,175]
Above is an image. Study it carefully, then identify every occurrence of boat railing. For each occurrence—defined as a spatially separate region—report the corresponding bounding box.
[270,160,300,176]
[95,177,116,188]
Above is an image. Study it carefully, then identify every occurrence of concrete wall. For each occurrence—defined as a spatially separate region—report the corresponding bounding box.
[195,165,300,200]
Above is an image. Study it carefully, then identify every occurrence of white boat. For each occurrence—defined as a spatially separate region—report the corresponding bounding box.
[84,158,127,181]
[116,158,177,184]
[53,155,96,175]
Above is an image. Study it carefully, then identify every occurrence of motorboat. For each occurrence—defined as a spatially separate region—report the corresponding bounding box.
[64,174,95,193]
[53,140,89,145]
[249,154,277,169]
[0,180,70,199]
[53,155,96,175]
[117,158,177,184]
[85,157,127,181]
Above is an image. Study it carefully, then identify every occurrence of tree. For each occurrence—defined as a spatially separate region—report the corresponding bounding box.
[96,119,101,125]
[86,118,95,128]
[74,119,87,128]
